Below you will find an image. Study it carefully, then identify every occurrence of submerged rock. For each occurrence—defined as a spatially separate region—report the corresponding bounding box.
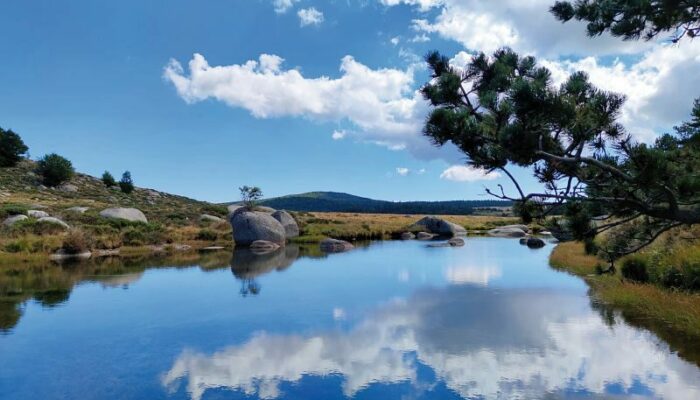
[416,232,435,240]
[526,237,546,249]
[271,210,299,239]
[413,216,466,237]
[99,207,148,223]
[320,238,354,253]
[231,210,286,247]
[49,249,91,262]
[488,226,527,238]
[400,232,416,240]
[249,240,281,254]
[448,237,465,247]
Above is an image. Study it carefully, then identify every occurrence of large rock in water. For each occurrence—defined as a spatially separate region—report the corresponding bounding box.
[526,237,546,248]
[488,226,527,238]
[231,210,286,247]
[99,207,148,223]
[320,238,354,253]
[413,216,466,237]
[271,210,299,238]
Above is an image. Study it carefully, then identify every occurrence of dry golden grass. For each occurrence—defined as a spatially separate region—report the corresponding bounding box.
[293,211,520,242]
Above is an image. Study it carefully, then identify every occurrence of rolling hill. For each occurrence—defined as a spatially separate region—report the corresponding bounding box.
[229,191,512,215]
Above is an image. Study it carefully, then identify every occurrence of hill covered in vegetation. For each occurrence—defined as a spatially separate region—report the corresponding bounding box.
[237,191,512,215]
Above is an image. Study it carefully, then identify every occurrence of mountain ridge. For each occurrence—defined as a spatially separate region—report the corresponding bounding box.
[227,191,512,215]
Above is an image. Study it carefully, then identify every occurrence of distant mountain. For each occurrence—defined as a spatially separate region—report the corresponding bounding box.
[229,191,512,215]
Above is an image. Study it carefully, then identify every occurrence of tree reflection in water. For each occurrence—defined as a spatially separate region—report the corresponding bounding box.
[230,246,301,297]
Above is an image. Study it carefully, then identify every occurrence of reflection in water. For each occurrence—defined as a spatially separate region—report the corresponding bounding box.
[443,264,502,285]
[0,251,232,333]
[163,284,700,399]
[231,246,300,297]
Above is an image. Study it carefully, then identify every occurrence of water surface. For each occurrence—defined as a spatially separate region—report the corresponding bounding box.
[1,238,699,399]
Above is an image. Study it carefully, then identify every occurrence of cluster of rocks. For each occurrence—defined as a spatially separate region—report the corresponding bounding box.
[484,224,548,249]
[229,207,299,248]
[2,209,70,229]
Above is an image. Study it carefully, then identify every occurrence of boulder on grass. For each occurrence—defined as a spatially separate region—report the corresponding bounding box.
[413,216,466,237]
[231,210,286,247]
[3,215,28,227]
[271,210,299,239]
[99,207,148,223]
[65,206,89,214]
[28,210,49,218]
[320,238,354,253]
[200,214,224,223]
[37,217,69,229]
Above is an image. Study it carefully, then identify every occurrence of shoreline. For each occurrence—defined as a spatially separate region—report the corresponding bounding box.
[549,242,700,366]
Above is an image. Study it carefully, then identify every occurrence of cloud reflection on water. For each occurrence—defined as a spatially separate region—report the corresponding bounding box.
[162,284,700,399]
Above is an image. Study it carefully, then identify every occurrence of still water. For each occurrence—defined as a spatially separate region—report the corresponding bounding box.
[1,238,699,399]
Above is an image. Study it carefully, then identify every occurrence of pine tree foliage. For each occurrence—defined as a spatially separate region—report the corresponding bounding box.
[421,48,699,260]
[551,0,700,42]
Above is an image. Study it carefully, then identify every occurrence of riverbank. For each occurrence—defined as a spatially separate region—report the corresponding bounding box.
[550,242,700,364]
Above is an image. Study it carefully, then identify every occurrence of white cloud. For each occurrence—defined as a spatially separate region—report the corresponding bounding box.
[409,33,430,43]
[417,168,426,174]
[390,36,400,46]
[396,167,409,176]
[164,53,455,159]
[440,165,501,182]
[379,0,443,12]
[272,0,298,14]
[397,0,650,57]
[331,129,347,140]
[297,7,324,27]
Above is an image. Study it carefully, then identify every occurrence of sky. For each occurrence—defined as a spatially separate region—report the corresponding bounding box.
[1,0,698,203]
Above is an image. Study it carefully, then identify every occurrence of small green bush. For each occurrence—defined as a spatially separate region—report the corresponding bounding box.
[0,203,29,218]
[661,267,685,289]
[119,171,134,194]
[621,256,649,283]
[196,229,218,241]
[37,153,74,187]
[102,171,116,187]
[0,127,28,167]
[120,223,165,246]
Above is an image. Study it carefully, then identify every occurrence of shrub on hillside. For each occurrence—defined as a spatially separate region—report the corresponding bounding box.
[37,153,74,187]
[61,228,93,254]
[621,256,649,283]
[0,127,28,167]
[119,171,134,194]
[0,203,29,218]
[120,223,165,246]
[102,171,116,187]
[196,229,218,241]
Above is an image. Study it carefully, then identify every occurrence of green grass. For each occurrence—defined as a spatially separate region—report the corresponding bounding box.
[550,241,700,364]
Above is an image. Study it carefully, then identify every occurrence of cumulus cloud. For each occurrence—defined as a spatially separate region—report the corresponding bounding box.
[440,165,500,182]
[396,0,650,57]
[272,0,298,14]
[162,285,700,400]
[297,7,324,27]
[164,53,459,160]
[396,167,410,176]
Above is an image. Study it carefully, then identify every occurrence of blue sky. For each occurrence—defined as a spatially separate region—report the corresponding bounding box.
[1,0,698,203]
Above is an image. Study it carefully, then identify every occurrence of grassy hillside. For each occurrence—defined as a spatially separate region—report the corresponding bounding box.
[236,191,513,215]
[0,160,232,260]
